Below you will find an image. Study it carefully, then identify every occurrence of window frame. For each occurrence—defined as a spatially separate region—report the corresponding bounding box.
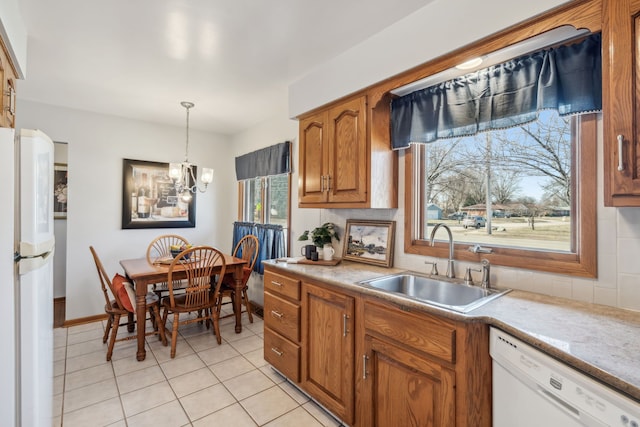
[237,173,292,255]
[404,113,597,278]
[388,0,602,279]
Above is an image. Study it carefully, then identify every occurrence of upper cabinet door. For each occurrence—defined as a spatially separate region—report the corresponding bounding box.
[299,112,329,204]
[603,0,640,205]
[327,96,368,204]
[0,44,16,129]
[298,95,387,208]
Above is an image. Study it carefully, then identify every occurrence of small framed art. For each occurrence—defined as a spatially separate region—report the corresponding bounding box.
[54,163,68,219]
[343,219,395,267]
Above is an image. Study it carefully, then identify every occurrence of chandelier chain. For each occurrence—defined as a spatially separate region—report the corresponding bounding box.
[181,101,194,163]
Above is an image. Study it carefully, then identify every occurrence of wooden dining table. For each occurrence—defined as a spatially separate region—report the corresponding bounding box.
[120,253,248,361]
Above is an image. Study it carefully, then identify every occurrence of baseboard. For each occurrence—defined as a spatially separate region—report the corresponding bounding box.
[63,313,108,328]
[61,301,262,329]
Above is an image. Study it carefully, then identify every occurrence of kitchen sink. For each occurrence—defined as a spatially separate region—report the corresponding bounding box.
[358,272,510,313]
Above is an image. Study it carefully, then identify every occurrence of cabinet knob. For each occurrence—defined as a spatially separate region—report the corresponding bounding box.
[270,310,284,319]
[270,347,283,357]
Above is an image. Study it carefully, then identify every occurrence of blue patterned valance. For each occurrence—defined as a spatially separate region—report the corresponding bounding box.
[391,34,602,149]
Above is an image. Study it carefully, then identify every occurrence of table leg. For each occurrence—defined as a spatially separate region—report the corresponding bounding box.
[135,285,147,361]
[127,312,134,333]
[233,265,243,333]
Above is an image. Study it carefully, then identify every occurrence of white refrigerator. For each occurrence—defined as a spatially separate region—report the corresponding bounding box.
[0,128,54,426]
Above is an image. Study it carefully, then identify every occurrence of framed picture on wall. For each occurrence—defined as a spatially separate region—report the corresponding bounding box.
[343,219,396,267]
[121,158,196,229]
[54,163,68,219]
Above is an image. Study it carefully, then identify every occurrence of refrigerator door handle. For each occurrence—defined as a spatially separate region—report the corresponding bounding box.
[19,236,55,259]
[17,249,55,275]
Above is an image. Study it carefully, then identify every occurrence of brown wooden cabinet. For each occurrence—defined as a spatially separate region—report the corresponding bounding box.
[357,299,490,427]
[360,300,457,426]
[263,270,302,382]
[263,265,491,427]
[361,335,456,426]
[301,282,355,425]
[603,0,640,206]
[298,94,397,208]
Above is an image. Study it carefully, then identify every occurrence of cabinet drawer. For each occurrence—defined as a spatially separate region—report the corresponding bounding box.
[264,328,300,382]
[264,292,300,342]
[264,270,300,301]
[364,301,456,364]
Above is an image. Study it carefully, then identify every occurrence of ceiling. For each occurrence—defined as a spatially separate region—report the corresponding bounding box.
[16,0,435,135]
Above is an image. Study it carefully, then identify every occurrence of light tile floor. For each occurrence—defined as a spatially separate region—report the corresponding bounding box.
[53,310,344,427]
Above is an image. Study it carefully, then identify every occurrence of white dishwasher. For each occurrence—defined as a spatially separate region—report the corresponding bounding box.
[490,327,640,427]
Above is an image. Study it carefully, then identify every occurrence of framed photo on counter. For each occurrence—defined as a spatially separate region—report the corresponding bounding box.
[343,219,395,267]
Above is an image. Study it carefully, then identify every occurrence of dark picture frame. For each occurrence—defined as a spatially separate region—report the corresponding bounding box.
[343,219,396,267]
[54,163,68,219]
[122,158,196,229]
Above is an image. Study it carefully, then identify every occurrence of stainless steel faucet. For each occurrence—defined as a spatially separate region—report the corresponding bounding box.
[463,259,491,288]
[429,223,455,279]
[424,260,439,276]
[480,259,491,289]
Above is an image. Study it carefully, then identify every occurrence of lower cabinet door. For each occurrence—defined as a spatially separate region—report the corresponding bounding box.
[301,283,355,424]
[361,334,456,427]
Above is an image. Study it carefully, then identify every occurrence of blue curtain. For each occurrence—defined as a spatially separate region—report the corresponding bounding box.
[232,221,255,260]
[232,221,285,274]
[235,141,291,181]
[391,33,602,149]
[255,224,285,275]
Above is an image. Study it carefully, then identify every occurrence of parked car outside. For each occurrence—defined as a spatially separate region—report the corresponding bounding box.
[447,212,466,220]
[463,215,486,229]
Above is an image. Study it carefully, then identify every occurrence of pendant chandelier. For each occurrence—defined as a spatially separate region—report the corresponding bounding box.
[169,101,214,202]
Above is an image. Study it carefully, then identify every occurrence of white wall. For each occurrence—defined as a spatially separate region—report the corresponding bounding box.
[289,0,571,117]
[0,0,27,77]
[15,100,236,320]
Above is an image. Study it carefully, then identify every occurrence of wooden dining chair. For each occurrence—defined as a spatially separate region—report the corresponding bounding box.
[89,246,167,361]
[146,234,190,264]
[146,234,190,299]
[217,234,259,323]
[161,246,226,358]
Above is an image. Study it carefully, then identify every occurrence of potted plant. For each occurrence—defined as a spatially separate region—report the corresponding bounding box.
[298,222,340,247]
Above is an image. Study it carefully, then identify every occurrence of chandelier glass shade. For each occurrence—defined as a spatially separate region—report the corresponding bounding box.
[169,101,213,201]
